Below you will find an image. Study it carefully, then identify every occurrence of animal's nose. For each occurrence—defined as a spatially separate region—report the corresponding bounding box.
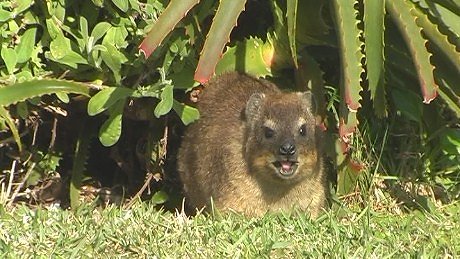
[279,141,296,156]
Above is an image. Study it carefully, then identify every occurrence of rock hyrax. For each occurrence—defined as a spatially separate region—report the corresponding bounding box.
[177,72,328,217]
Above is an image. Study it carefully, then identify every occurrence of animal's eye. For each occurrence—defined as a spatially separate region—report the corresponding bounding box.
[299,124,307,136]
[263,126,275,139]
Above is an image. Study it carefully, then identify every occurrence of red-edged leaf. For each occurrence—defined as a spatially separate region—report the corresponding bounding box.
[194,0,246,83]
[139,0,200,58]
[386,0,438,103]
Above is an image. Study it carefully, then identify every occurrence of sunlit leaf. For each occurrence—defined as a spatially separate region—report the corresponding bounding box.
[216,37,272,78]
[172,100,199,125]
[16,27,37,63]
[1,48,17,74]
[87,87,134,116]
[154,85,174,118]
[111,0,129,12]
[99,99,125,147]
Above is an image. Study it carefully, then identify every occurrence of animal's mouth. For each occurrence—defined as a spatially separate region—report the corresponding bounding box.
[273,160,299,178]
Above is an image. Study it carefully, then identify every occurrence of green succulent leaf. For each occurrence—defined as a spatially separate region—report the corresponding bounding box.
[216,37,272,78]
[364,0,386,117]
[16,27,37,63]
[55,93,70,103]
[332,0,364,112]
[91,22,112,43]
[154,85,174,118]
[99,99,125,147]
[1,48,18,74]
[101,42,128,83]
[437,78,460,118]
[195,0,247,83]
[0,9,12,22]
[286,0,298,67]
[296,1,335,47]
[386,0,438,103]
[111,0,129,12]
[87,87,134,116]
[172,100,199,125]
[14,0,34,15]
[297,53,327,121]
[151,190,169,205]
[48,33,88,68]
[336,164,360,196]
[332,0,364,139]
[410,4,460,73]
[70,120,94,209]
[139,0,200,58]
[392,87,423,122]
[0,79,91,107]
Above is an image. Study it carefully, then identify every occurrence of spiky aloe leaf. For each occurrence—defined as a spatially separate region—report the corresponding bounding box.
[297,52,327,122]
[331,0,364,139]
[438,85,460,117]
[296,1,336,47]
[267,0,297,70]
[0,79,91,107]
[194,0,246,83]
[410,4,460,73]
[0,106,22,152]
[386,0,438,104]
[286,0,298,67]
[139,0,200,58]
[215,37,272,78]
[70,119,95,210]
[364,0,386,117]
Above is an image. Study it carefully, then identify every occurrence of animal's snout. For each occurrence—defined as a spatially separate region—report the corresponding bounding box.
[279,141,296,156]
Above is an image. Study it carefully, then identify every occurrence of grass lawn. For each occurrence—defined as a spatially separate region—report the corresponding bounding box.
[0,201,458,258]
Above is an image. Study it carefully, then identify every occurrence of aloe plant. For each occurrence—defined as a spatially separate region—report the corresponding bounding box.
[140,0,247,83]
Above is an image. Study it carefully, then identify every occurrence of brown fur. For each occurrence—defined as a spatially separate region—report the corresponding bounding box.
[177,72,328,217]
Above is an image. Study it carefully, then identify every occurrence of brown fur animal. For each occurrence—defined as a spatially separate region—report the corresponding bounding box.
[177,72,328,217]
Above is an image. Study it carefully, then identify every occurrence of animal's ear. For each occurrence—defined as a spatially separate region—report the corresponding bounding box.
[246,92,265,121]
[297,91,316,113]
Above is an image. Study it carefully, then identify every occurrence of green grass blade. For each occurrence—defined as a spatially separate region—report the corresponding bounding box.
[0,79,91,107]
[194,0,246,83]
[287,0,298,67]
[386,0,439,104]
[139,0,200,58]
[364,0,386,117]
